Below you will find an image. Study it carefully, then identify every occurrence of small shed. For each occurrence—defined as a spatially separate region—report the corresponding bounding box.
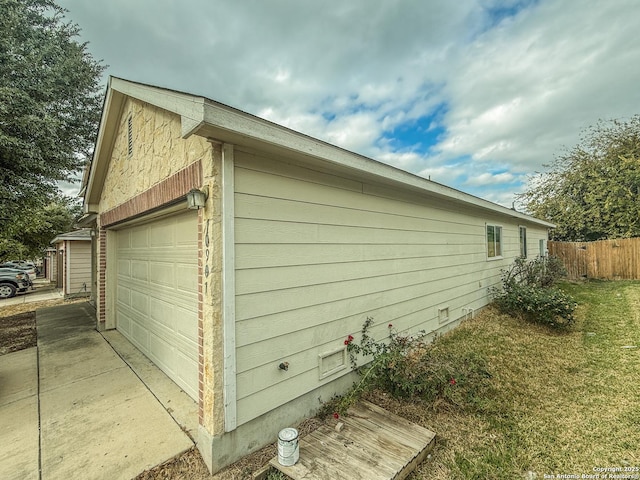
[50,230,92,298]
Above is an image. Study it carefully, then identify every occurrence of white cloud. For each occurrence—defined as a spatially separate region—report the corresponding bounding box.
[435,0,640,172]
[464,172,517,187]
[57,0,640,208]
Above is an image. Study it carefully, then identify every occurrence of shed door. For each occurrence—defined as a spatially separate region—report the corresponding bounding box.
[115,211,199,400]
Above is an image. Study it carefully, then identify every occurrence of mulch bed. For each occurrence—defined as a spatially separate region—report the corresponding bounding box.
[0,311,37,355]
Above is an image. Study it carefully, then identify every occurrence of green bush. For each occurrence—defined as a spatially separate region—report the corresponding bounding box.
[330,318,492,415]
[492,281,577,327]
[491,256,577,328]
[501,255,567,288]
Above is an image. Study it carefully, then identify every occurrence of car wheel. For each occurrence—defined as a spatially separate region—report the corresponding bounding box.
[0,283,17,299]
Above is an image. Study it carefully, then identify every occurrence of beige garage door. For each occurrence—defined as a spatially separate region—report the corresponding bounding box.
[115,211,199,400]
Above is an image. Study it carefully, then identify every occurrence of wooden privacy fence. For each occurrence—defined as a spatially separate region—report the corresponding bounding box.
[548,238,640,280]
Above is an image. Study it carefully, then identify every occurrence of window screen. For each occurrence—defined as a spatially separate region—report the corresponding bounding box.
[487,225,502,258]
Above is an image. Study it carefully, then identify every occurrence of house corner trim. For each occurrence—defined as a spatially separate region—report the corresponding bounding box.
[222,143,237,432]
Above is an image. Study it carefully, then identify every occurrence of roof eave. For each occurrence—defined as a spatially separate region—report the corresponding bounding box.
[87,77,554,229]
[194,100,555,229]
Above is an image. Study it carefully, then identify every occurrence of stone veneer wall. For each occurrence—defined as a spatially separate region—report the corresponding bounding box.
[99,98,211,213]
[199,141,225,437]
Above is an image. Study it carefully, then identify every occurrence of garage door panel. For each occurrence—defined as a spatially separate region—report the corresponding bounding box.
[131,261,148,281]
[150,222,174,246]
[117,231,131,249]
[130,315,150,351]
[117,285,131,307]
[175,223,197,245]
[149,296,175,329]
[175,353,198,399]
[131,228,149,248]
[117,307,132,335]
[149,333,173,370]
[149,262,176,288]
[118,259,131,277]
[175,307,198,347]
[130,290,149,317]
[116,211,198,400]
[148,331,171,358]
[176,264,198,292]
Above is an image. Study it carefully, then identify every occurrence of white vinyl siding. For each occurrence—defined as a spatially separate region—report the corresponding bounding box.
[115,211,199,400]
[67,241,92,295]
[231,151,549,426]
[46,250,57,282]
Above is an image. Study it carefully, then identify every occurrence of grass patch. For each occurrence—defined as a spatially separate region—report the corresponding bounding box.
[371,280,640,479]
[135,281,640,479]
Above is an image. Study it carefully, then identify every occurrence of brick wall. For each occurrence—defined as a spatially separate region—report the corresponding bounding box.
[198,208,205,425]
[98,229,107,325]
[101,161,202,228]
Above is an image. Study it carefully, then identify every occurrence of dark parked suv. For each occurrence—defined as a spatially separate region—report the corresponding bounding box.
[0,268,32,299]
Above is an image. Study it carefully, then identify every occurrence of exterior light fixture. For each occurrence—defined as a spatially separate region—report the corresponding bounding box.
[186,187,208,210]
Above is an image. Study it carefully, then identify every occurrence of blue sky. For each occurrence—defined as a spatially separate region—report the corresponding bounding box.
[58,0,640,209]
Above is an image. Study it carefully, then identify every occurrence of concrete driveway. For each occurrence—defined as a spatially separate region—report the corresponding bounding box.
[0,302,195,480]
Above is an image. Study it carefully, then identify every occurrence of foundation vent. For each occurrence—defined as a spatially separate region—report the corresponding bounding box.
[438,306,450,324]
[318,346,347,380]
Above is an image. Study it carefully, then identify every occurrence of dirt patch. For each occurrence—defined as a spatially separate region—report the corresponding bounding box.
[0,311,37,355]
[0,296,89,355]
[136,417,324,480]
[0,298,71,319]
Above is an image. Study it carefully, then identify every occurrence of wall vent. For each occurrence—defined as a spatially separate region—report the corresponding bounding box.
[438,306,450,324]
[318,346,347,380]
[127,115,133,157]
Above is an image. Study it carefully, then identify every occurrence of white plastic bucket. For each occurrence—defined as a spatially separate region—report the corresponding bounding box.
[277,427,299,466]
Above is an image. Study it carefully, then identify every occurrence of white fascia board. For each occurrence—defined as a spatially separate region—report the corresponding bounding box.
[54,236,91,243]
[51,229,92,244]
[199,100,554,229]
[84,81,115,206]
[50,237,82,244]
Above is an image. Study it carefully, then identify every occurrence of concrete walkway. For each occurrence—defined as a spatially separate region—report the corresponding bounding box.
[1,279,63,306]
[0,303,194,480]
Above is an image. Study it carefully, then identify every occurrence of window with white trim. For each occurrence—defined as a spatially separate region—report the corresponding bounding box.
[486,224,502,258]
[519,226,527,258]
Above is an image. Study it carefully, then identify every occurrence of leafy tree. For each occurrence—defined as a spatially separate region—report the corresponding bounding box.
[0,197,81,261]
[0,0,104,255]
[519,116,640,241]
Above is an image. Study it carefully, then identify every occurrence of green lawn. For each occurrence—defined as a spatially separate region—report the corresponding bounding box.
[367,280,640,479]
